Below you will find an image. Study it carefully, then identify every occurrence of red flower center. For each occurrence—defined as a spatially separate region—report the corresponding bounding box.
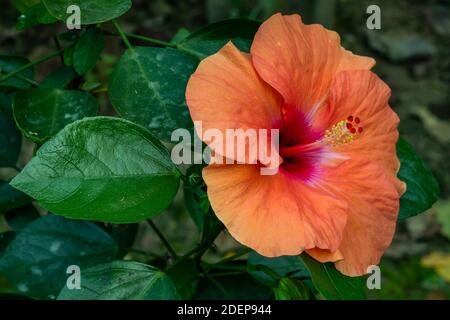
[277,106,363,183]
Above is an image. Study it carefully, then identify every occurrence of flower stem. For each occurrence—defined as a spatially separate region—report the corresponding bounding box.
[249,264,280,281]
[0,71,39,86]
[0,50,63,84]
[112,19,133,50]
[91,87,108,94]
[104,31,206,60]
[217,248,251,264]
[146,219,178,258]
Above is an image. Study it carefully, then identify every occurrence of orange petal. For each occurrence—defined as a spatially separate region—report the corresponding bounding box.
[202,164,348,256]
[323,158,402,276]
[186,42,283,165]
[306,248,343,263]
[251,13,374,115]
[319,70,405,187]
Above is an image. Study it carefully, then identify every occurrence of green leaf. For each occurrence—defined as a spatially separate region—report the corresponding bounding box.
[179,18,261,56]
[0,215,118,299]
[109,47,197,141]
[300,254,366,300]
[171,28,191,44]
[16,2,57,31]
[0,181,33,214]
[0,113,21,168]
[73,27,104,75]
[40,66,75,88]
[10,117,180,224]
[13,88,98,143]
[58,30,79,43]
[247,251,310,286]
[274,277,311,300]
[81,80,101,91]
[4,204,40,231]
[12,0,41,13]
[166,258,200,299]
[43,0,132,25]
[397,138,440,220]
[0,56,35,89]
[183,167,208,230]
[57,260,179,300]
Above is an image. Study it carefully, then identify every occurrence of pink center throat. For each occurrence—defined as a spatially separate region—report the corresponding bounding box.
[277,107,363,183]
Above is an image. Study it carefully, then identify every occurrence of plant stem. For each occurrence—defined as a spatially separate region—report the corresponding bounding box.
[205,274,231,298]
[104,31,206,60]
[0,71,39,86]
[249,264,280,281]
[203,263,247,271]
[206,271,247,277]
[0,50,63,84]
[217,248,251,264]
[111,19,133,50]
[108,31,176,48]
[91,87,108,94]
[165,242,209,272]
[146,219,177,258]
[53,25,64,65]
[178,170,189,185]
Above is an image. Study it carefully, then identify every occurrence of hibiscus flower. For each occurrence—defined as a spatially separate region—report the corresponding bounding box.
[185,13,406,276]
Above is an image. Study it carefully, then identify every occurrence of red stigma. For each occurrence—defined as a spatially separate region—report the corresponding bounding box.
[347,116,353,122]
[355,117,360,124]
[358,127,363,133]
[346,122,353,130]
[350,128,356,134]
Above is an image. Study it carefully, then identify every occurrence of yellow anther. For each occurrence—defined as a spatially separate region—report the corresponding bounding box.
[321,120,355,147]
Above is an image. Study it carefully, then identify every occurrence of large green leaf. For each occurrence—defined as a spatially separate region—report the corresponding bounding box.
[166,258,200,299]
[42,0,132,25]
[0,56,35,89]
[57,260,179,300]
[274,277,311,300]
[73,27,104,75]
[16,2,57,30]
[12,0,41,13]
[0,215,118,299]
[10,117,180,223]
[247,251,310,286]
[300,254,366,300]
[0,113,21,168]
[179,18,261,56]
[397,138,440,220]
[0,181,32,214]
[13,88,98,143]
[109,47,197,141]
